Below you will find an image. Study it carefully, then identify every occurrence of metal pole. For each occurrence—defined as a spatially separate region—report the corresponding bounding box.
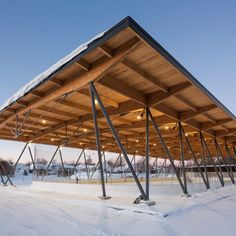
[181,127,209,189]
[90,86,107,198]
[42,146,60,180]
[90,153,104,179]
[124,155,135,178]
[213,138,224,182]
[215,139,234,184]
[28,146,36,170]
[59,148,65,177]
[108,153,121,178]
[225,143,236,172]
[137,157,146,177]
[145,108,150,200]
[200,135,209,187]
[83,151,89,179]
[178,122,187,193]
[102,152,108,182]
[73,149,85,174]
[148,108,188,195]
[5,143,28,185]
[157,158,167,177]
[200,132,224,186]
[0,162,13,186]
[90,82,147,200]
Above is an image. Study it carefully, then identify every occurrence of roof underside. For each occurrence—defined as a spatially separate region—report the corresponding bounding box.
[0,17,235,160]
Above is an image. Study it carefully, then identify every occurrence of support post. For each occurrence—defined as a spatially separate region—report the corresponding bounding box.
[200,135,209,187]
[124,155,135,178]
[0,162,13,186]
[214,139,234,184]
[148,108,188,195]
[90,86,107,199]
[43,146,60,180]
[90,152,104,179]
[178,122,187,193]
[73,149,85,174]
[5,143,28,185]
[180,127,209,190]
[103,152,108,182]
[108,153,121,178]
[90,82,147,201]
[59,148,65,177]
[225,143,236,172]
[200,132,224,187]
[28,145,36,171]
[145,108,150,200]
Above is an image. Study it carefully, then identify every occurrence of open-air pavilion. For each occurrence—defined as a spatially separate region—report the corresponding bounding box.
[0,17,236,202]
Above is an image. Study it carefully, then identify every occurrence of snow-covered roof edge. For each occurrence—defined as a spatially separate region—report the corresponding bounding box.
[0,31,106,113]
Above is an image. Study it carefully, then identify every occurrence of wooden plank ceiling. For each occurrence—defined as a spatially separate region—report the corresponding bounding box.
[0,17,235,160]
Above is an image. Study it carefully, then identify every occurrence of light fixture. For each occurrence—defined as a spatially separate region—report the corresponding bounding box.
[83,128,87,132]
[185,133,188,137]
[51,138,54,142]
[137,115,141,120]
[42,120,46,124]
[153,143,156,147]
[102,145,105,149]
[95,99,98,105]
[165,126,169,130]
[136,139,139,143]
[135,150,138,153]
[79,142,82,145]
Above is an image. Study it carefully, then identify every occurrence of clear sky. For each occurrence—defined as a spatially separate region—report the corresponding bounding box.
[0,0,235,162]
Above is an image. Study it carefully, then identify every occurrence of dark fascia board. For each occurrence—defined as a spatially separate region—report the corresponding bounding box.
[126,17,236,120]
[3,16,236,122]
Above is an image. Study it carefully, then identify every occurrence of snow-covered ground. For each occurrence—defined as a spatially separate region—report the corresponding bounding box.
[0,180,236,236]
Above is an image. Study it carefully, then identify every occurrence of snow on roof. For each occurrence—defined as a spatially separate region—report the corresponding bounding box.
[0,31,105,113]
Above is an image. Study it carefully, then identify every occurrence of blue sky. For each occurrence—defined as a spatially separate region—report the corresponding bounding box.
[0,0,235,161]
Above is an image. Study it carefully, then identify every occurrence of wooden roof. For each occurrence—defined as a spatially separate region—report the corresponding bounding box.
[0,16,235,160]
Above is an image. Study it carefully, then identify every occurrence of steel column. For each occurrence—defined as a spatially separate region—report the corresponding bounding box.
[59,148,65,177]
[90,152,104,178]
[5,143,28,185]
[0,162,13,186]
[28,145,36,171]
[103,152,108,182]
[90,85,107,198]
[108,153,121,178]
[214,139,234,184]
[200,132,224,186]
[72,149,85,174]
[178,122,187,193]
[200,135,210,187]
[148,108,188,195]
[225,143,236,172]
[90,82,147,200]
[145,108,150,199]
[43,146,60,180]
[181,127,209,189]
[83,151,89,179]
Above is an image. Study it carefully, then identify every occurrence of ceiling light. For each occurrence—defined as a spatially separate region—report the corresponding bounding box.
[137,115,141,120]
